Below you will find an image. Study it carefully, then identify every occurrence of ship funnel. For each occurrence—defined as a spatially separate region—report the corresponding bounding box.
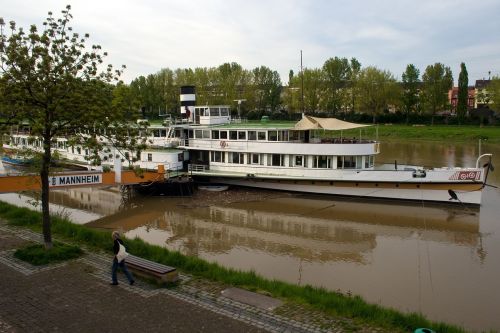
[180,85,195,121]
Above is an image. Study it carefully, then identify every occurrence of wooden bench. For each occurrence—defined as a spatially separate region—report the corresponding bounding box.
[126,255,179,284]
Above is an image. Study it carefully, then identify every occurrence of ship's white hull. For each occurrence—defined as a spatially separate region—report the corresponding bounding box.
[202,175,483,205]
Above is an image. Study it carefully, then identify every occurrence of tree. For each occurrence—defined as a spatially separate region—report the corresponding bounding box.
[322,57,350,114]
[401,64,420,124]
[0,6,141,248]
[457,62,468,123]
[489,76,500,115]
[289,68,323,113]
[251,66,282,112]
[421,63,453,124]
[348,58,361,113]
[356,67,398,123]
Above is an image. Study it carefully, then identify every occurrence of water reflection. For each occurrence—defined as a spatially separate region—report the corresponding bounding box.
[84,193,480,266]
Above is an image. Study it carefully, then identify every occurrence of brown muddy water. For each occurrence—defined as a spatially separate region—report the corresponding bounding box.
[21,141,500,331]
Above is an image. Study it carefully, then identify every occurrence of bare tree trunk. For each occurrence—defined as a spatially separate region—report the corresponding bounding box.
[41,133,52,249]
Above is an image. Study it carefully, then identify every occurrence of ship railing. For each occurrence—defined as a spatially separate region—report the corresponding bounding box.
[188,164,209,172]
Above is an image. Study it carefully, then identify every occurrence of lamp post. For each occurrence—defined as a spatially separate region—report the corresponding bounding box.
[233,99,246,118]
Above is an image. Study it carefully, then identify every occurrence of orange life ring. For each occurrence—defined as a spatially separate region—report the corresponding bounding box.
[219,140,227,148]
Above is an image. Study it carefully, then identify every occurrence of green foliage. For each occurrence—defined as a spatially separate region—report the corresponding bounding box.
[322,57,351,113]
[457,63,469,123]
[0,200,469,332]
[422,63,453,121]
[356,67,399,123]
[14,242,83,266]
[401,64,421,122]
[489,76,500,114]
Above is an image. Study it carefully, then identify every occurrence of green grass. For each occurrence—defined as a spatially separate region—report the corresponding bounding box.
[339,124,500,143]
[14,242,83,266]
[0,201,471,333]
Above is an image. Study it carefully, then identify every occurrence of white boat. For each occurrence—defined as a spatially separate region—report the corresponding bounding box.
[176,105,491,206]
[2,86,492,205]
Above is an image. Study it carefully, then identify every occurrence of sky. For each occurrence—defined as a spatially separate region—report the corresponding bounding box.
[1,0,500,85]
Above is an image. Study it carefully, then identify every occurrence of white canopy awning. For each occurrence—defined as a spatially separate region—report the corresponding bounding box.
[294,115,371,131]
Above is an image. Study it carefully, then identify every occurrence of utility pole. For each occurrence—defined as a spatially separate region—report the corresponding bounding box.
[301,50,304,114]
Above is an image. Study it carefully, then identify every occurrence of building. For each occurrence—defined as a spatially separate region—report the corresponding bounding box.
[474,79,492,108]
[448,86,475,114]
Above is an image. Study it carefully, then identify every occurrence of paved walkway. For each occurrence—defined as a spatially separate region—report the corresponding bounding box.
[0,222,389,333]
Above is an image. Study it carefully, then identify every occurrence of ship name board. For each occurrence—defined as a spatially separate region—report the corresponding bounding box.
[49,174,102,187]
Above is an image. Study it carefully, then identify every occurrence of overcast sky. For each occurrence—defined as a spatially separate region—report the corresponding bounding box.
[2,0,499,85]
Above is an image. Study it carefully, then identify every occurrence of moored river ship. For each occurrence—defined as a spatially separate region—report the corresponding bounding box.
[179,113,491,206]
[2,86,493,205]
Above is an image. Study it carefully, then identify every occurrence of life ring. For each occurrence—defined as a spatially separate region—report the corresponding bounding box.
[219,140,227,148]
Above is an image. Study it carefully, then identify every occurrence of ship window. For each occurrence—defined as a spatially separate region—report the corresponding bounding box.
[343,156,356,169]
[270,154,284,166]
[248,131,257,140]
[188,130,194,138]
[229,131,238,140]
[211,151,224,163]
[195,130,202,138]
[221,108,229,116]
[268,131,278,141]
[356,156,363,169]
[278,131,289,141]
[294,155,304,167]
[364,155,374,168]
[313,156,331,168]
[251,153,260,164]
[238,131,246,140]
[220,131,228,139]
[212,130,220,139]
[230,152,244,164]
[211,108,220,116]
[202,130,210,138]
[148,153,152,162]
[258,131,266,140]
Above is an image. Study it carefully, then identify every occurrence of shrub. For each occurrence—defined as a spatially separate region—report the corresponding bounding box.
[14,242,83,266]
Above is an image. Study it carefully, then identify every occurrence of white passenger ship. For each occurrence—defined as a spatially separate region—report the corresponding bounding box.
[176,111,491,205]
[1,86,492,205]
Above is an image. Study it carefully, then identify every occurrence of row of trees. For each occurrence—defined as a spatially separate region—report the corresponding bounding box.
[121,58,485,124]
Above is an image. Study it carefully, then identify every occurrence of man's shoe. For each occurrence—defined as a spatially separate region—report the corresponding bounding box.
[130,280,135,286]
[110,282,119,285]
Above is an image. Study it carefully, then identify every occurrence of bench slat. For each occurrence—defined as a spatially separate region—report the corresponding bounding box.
[126,255,177,275]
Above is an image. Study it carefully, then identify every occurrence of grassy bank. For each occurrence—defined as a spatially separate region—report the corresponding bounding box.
[338,124,500,143]
[0,201,470,333]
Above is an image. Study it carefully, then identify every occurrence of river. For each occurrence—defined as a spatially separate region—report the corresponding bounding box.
[2,140,499,332]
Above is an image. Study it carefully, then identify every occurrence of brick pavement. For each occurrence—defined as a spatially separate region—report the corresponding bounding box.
[0,222,391,333]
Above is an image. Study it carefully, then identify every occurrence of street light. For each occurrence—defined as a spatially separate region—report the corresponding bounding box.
[233,99,246,118]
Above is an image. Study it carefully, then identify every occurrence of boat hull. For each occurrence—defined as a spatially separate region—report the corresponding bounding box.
[204,176,483,205]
